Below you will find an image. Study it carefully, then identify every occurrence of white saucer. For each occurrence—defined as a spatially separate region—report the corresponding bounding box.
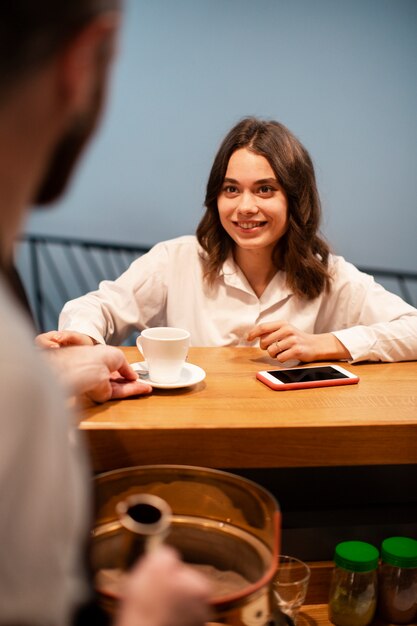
[131,361,206,389]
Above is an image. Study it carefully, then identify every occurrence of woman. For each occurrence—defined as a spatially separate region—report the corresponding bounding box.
[37,117,417,363]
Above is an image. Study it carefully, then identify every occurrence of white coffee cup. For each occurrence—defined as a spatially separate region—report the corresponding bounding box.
[136,327,190,383]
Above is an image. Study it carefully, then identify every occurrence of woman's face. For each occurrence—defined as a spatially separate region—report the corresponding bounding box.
[217,148,288,257]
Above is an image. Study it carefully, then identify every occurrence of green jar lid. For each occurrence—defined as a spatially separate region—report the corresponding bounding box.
[334,541,379,572]
[381,537,417,568]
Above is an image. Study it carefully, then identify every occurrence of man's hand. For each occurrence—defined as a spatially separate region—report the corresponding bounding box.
[247,321,351,363]
[35,330,95,348]
[46,344,152,402]
[117,546,212,626]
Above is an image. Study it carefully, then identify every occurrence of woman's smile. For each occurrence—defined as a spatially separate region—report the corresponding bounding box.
[233,220,268,232]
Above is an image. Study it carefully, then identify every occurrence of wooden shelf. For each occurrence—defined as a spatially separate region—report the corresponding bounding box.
[298,605,331,625]
[300,604,417,625]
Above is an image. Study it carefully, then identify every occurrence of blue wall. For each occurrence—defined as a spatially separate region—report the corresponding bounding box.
[26,0,417,270]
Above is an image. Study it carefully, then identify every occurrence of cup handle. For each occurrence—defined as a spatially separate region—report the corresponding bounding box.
[136,336,144,358]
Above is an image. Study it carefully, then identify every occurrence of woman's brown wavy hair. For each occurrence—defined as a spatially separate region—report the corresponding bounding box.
[196,117,331,299]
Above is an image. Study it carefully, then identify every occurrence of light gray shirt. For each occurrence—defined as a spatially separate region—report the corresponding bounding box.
[0,277,89,625]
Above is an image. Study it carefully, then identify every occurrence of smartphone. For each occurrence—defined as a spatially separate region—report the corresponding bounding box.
[256,364,359,391]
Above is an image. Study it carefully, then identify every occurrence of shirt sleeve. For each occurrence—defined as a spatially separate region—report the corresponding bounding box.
[59,242,170,345]
[318,257,417,363]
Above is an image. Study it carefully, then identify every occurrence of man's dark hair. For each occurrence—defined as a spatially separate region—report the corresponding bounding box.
[0,0,120,96]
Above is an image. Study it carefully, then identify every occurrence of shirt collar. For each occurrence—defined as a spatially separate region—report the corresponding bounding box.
[219,254,293,302]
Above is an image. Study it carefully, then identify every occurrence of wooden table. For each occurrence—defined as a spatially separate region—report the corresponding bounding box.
[80,347,417,473]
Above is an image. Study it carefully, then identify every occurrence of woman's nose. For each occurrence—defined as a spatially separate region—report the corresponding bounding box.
[237,191,258,214]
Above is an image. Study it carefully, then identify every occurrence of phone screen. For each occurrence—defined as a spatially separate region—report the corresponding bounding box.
[267,366,349,384]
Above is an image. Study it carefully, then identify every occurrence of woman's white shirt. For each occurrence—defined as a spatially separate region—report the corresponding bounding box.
[59,235,417,363]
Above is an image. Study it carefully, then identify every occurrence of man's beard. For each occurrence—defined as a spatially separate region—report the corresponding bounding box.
[33,71,105,206]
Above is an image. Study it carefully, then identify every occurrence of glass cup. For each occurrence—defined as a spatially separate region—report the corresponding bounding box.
[272,555,311,624]
[136,327,190,383]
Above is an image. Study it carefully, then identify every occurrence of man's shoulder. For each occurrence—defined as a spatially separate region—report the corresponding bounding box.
[0,279,35,362]
[0,279,61,417]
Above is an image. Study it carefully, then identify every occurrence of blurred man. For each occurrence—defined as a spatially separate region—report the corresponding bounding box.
[0,2,210,625]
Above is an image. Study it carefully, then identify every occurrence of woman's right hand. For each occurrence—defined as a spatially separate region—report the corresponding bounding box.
[35,330,95,348]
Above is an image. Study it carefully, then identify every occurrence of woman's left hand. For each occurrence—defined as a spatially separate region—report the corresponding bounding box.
[247,321,351,363]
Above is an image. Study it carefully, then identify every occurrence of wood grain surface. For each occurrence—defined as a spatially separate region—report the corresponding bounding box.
[79,347,417,472]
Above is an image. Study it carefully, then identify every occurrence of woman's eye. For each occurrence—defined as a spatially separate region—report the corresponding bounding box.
[259,185,274,194]
[223,185,238,194]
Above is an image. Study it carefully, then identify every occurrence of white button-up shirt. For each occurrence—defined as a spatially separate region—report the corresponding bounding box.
[59,235,417,363]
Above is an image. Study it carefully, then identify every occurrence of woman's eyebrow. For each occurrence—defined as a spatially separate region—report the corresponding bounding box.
[255,178,278,184]
[223,177,278,184]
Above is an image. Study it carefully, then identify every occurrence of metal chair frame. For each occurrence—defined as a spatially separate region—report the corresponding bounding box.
[18,234,150,334]
[355,266,417,306]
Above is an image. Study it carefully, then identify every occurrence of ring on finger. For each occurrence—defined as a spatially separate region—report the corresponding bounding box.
[275,340,281,354]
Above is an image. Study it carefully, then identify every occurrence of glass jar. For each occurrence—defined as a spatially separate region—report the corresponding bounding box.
[378,536,417,624]
[328,541,379,626]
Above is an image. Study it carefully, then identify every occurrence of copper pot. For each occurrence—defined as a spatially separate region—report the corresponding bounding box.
[91,465,282,626]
